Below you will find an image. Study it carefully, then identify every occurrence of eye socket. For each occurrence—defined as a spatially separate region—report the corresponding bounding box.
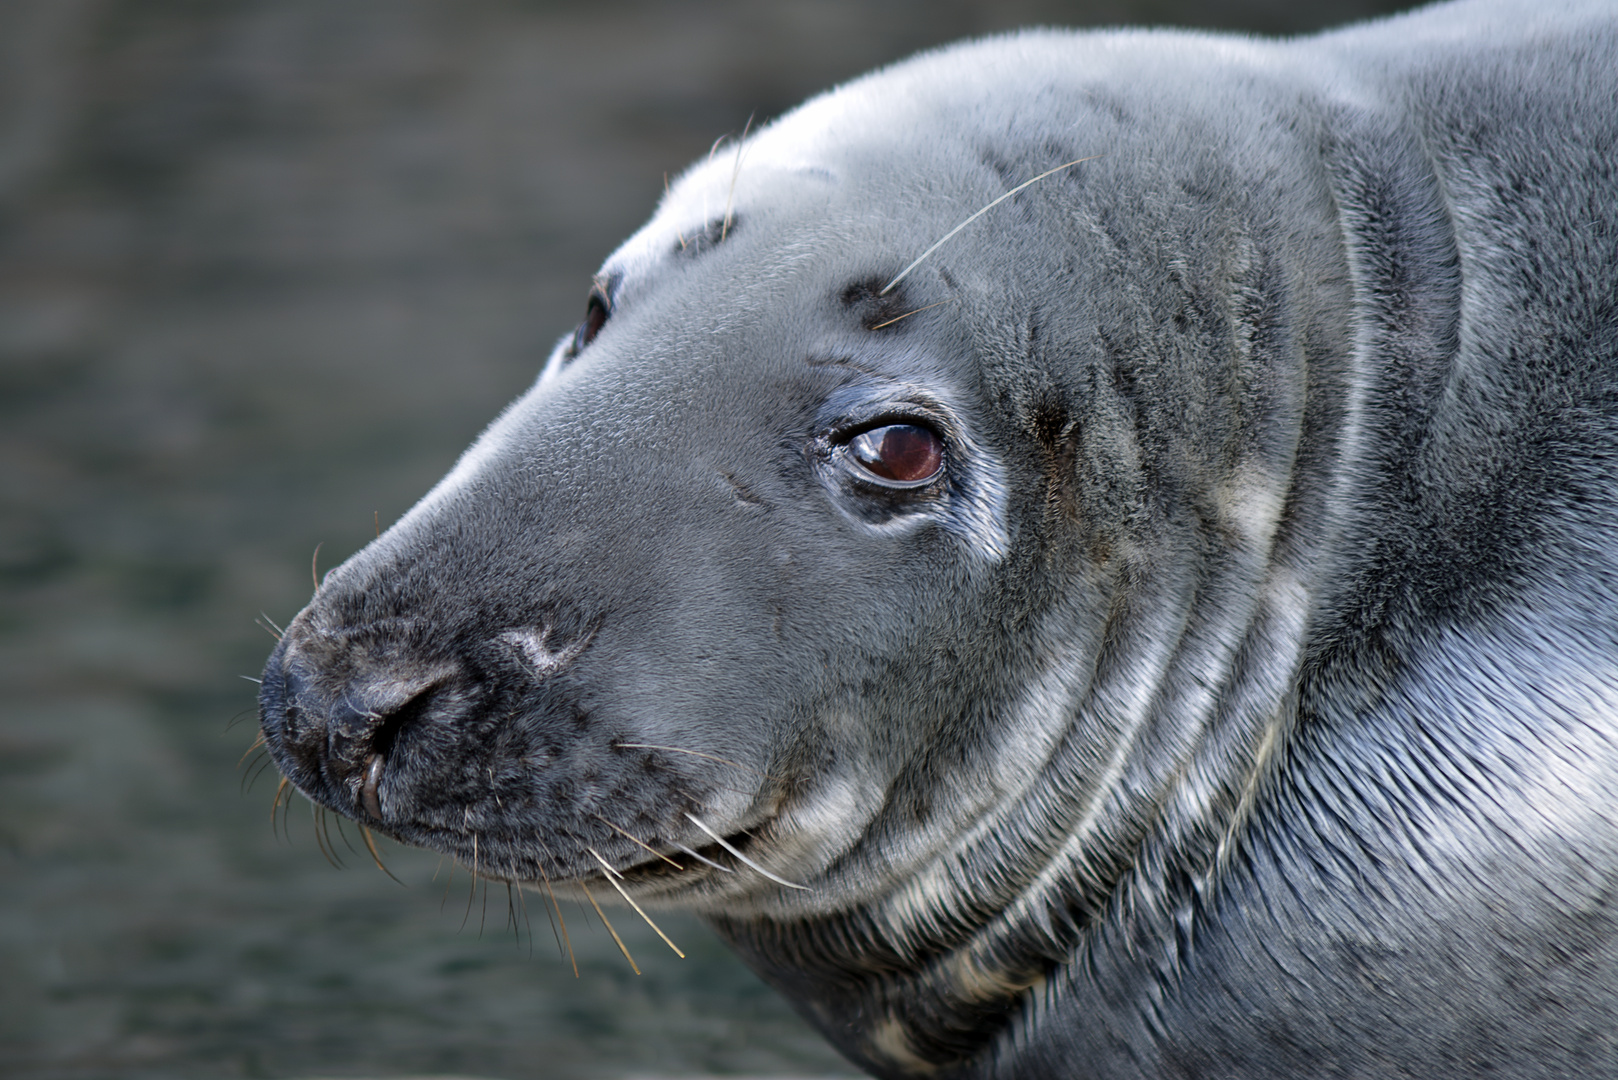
[845,423,945,487]
[571,289,610,355]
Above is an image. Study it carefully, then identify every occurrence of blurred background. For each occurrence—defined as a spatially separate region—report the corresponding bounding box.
[1,1,1415,1077]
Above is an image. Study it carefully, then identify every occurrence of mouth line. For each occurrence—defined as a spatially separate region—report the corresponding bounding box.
[607,833,744,885]
[370,809,790,893]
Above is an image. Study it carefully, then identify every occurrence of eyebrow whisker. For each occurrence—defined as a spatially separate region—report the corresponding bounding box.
[881,155,1101,295]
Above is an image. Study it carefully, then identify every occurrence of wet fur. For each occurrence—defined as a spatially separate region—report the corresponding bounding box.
[259,1,1618,1076]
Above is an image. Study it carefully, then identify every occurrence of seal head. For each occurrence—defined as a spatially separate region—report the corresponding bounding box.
[261,4,1618,1076]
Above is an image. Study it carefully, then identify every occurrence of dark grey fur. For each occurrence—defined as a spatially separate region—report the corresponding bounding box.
[258,1,1618,1075]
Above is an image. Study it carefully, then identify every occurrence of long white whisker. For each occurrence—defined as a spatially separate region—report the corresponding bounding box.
[684,812,809,891]
[880,155,1101,296]
[672,841,733,872]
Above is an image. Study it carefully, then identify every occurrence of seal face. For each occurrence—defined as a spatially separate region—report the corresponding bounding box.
[259,1,1618,1076]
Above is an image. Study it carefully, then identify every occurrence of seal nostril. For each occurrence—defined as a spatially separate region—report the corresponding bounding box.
[260,630,467,824]
[361,752,385,820]
[336,681,446,820]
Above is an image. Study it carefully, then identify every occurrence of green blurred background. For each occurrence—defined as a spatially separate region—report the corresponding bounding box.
[1,2,1415,1077]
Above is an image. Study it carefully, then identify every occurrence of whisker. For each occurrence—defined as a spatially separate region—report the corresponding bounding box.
[684,813,808,890]
[271,777,291,838]
[880,155,1101,296]
[321,807,344,866]
[580,881,641,975]
[667,172,690,249]
[585,847,625,880]
[593,815,684,869]
[460,834,479,932]
[870,298,956,331]
[237,732,267,766]
[271,777,295,839]
[720,112,754,242]
[224,705,260,732]
[239,675,263,685]
[506,881,521,946]
[359,825,404,885]
[240,752,274,795]
[671,841,733,873]
[310,542,324,590]
[509,879,536,956]
[440,861,456,911]
[480,867,491,938]
[614,743,779,782]
[703,133,729,225]
[259,612,287,638]
[535,862,578,977]
[332,814,361,858]
[312,806,344,869]
[587,850,685,959]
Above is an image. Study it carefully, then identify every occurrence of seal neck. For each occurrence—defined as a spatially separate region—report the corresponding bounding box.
[714,512,1323,1075]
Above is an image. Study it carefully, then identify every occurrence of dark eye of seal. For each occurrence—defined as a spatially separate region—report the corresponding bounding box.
[569,287,610,356]
[846,423,944,486]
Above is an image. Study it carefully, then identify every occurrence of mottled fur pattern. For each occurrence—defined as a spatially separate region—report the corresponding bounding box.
[258,1,1618,1075]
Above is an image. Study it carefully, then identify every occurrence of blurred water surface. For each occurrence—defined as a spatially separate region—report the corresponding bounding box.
[1,1,1409,1077]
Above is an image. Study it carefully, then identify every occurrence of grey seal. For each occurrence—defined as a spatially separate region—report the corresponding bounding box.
[257,0,1618,1075]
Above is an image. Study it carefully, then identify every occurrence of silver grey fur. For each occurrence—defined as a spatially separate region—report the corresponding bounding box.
[259,0,1618,1075]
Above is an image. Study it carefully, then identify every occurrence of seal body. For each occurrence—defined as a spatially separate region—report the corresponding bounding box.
[258,1,1618,1075]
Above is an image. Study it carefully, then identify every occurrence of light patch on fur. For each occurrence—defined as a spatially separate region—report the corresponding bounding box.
[946,441,1011,563]
[993,639,1097,784]
[866,1017,939,1076]
[826,461,1008,564]
[1217,474,1287,548]
[944,949,1045,1004]
[500,626,587,677]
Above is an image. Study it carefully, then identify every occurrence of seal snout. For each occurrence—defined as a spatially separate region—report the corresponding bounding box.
[258,622,470,825]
